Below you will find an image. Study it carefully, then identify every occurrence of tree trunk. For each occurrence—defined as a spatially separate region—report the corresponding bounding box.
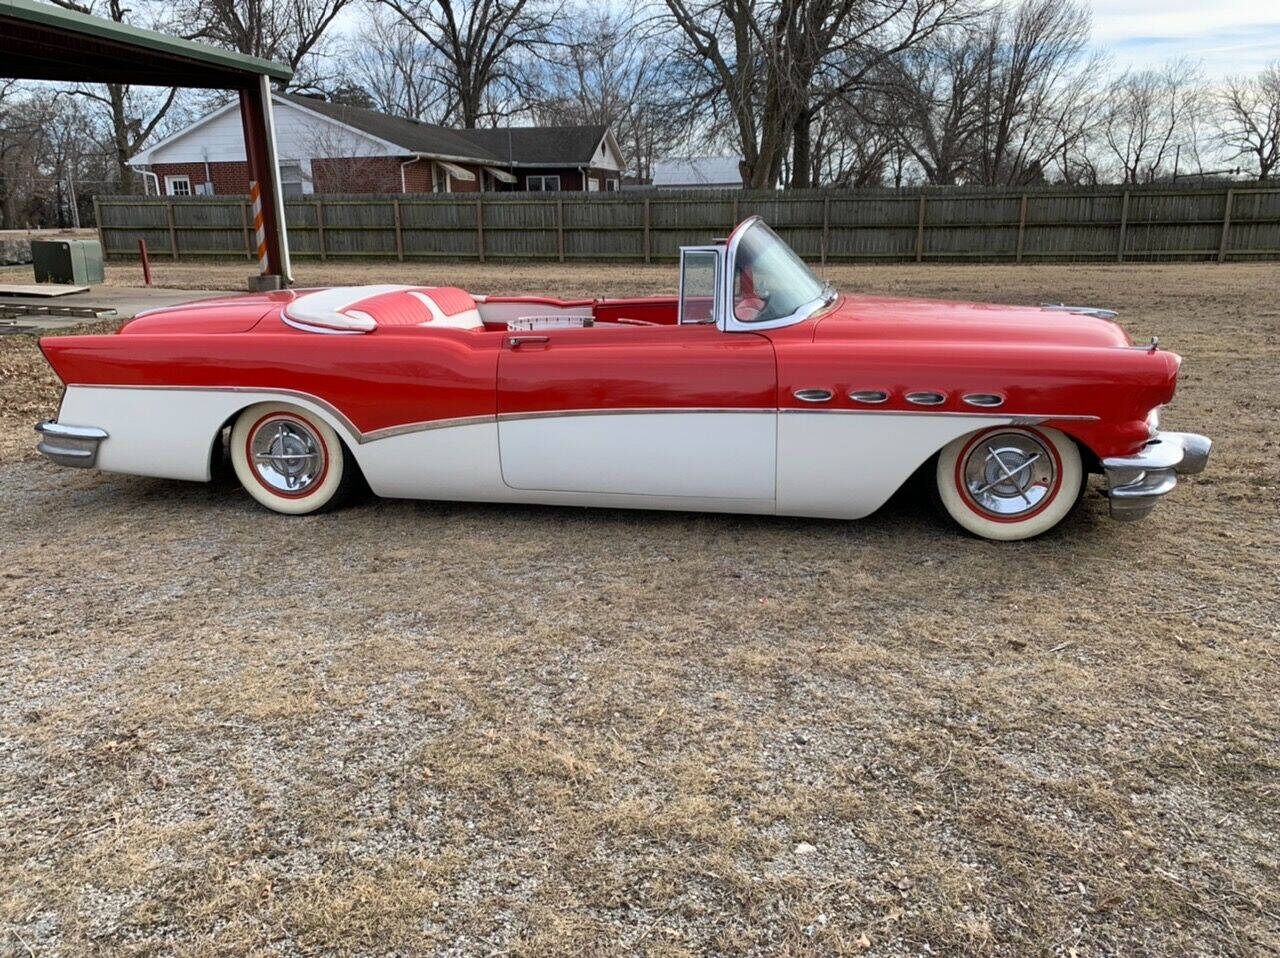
[109,85,137,194]
[791,107,812,188]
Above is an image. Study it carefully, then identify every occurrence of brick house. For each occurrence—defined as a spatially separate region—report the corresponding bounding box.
[129,92,626,196]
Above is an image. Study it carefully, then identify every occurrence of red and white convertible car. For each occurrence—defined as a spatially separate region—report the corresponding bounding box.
[35,217,1210,540]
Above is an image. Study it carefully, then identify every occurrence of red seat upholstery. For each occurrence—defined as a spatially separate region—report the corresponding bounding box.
[341,287,483,329]
[344,290,434,327]
[424,286,478,317]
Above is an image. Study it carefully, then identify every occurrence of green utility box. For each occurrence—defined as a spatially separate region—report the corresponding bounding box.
[32,239,105,285]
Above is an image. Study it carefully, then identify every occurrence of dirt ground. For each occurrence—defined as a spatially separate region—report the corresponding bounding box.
[1,261,1278,957]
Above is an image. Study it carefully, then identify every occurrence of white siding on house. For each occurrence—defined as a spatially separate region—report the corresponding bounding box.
[133,98,401,167]
[594,137,625,173]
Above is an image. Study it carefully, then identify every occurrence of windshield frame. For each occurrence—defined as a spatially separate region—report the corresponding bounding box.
[720,216,835,333]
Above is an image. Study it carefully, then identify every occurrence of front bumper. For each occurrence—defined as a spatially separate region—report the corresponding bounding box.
[1102,430,1212,521]
[34,420,109,468]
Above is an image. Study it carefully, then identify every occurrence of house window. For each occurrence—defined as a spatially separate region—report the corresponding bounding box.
[527,175,560,192]
[605,179,619,192]
[587,177,600,192]
[279,161,305,196]
[165,175,192,196]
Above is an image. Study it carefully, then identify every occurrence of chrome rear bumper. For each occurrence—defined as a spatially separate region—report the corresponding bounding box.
[34,420,108,468]
[1103,430,1212,520]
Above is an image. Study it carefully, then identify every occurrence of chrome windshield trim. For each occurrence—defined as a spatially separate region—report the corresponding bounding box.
[720,216,832,332]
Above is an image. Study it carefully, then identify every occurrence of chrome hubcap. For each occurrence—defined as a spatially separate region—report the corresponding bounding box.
[251,418,324,494]
[962,432,1057,517]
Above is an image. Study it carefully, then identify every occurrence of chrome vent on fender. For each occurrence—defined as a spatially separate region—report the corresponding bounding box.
[793,388,834,403]
[962,393,1005,408]
[905,391,946,406]
[849,389,889,404]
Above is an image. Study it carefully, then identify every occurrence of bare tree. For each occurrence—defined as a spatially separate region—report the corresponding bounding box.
[1217,61,1280,180]
[531,6,692,180]
[375,0,557,127]
[346,7,455,121]
[45,0,178,194]
[885,0,1098,186]
[807,93,898,185]
[0,82,54,226]
[967,0,1095,185]
[1102,59,1206,184]
[882,24,989,184]
[662,0,967,190]
[171,0,355,90]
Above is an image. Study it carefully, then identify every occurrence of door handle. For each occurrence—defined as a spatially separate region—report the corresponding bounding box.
[508,335,549,348]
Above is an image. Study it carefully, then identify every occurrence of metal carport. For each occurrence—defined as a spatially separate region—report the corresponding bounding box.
[0,0,294,283]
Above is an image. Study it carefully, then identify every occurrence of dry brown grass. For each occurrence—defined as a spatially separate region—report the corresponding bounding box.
[2,262,1278,956]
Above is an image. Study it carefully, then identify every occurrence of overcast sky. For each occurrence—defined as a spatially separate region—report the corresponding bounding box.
[1092,0,1280,76]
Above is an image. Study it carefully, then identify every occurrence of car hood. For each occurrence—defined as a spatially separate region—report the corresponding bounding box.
[814,293,1133,348]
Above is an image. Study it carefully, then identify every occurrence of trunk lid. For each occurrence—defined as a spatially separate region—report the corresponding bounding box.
[118,290,297,335]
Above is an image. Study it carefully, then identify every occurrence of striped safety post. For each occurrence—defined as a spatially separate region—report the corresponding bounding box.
[249,180,268,274]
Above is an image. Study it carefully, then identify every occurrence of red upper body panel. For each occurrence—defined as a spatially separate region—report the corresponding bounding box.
[42,287,1178,459]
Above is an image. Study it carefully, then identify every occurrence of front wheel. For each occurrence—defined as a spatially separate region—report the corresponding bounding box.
[935,426,1082,541]
[229,403,354,515]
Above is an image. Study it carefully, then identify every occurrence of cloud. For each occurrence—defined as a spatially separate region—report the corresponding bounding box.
[1090,0,1280,75]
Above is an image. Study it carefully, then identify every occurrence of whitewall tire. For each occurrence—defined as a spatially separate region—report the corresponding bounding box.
[229,403,351,515]
[935,426,1082,541]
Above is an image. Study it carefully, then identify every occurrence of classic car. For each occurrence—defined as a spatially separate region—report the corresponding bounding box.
[34,216,1210,541]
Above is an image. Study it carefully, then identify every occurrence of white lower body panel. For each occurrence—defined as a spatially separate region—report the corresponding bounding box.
[51,386,1015,520]
[497,411,776,499]
[776,410,1013,519]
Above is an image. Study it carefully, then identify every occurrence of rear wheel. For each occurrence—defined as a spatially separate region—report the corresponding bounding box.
[935,426,1082,541]
[229,403,353,515]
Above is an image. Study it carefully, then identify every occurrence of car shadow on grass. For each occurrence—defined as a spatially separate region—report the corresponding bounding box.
[37,455,1111,552]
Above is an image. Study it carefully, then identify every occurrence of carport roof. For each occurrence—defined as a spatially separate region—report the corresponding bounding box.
[0,0,292,87]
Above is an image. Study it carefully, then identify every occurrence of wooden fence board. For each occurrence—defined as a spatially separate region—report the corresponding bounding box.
[94,183,1280,265]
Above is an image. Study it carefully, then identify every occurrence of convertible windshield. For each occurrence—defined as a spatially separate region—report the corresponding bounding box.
[732,220,829,324]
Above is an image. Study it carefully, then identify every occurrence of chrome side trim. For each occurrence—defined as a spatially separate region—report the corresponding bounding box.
[71,384,380,445]
[848,389,889,404]
[35,420,109,468]
[69,385,1104,453]
[905,391,946,406]
[363,415,495,441]
[496,407,775,424]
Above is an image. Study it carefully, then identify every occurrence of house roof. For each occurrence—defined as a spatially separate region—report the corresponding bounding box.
[1,0,291,86]
[653,156,743,187]
[456,125,611,166]
[279,94,612,167]
[278,94,497,163]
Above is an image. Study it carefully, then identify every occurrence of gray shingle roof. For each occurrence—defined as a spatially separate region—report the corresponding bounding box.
[281,93,499,162]
[453,125,610,166]
[281,94,608,166]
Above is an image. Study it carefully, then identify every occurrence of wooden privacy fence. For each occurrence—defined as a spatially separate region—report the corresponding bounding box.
[93,183,1280,265]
